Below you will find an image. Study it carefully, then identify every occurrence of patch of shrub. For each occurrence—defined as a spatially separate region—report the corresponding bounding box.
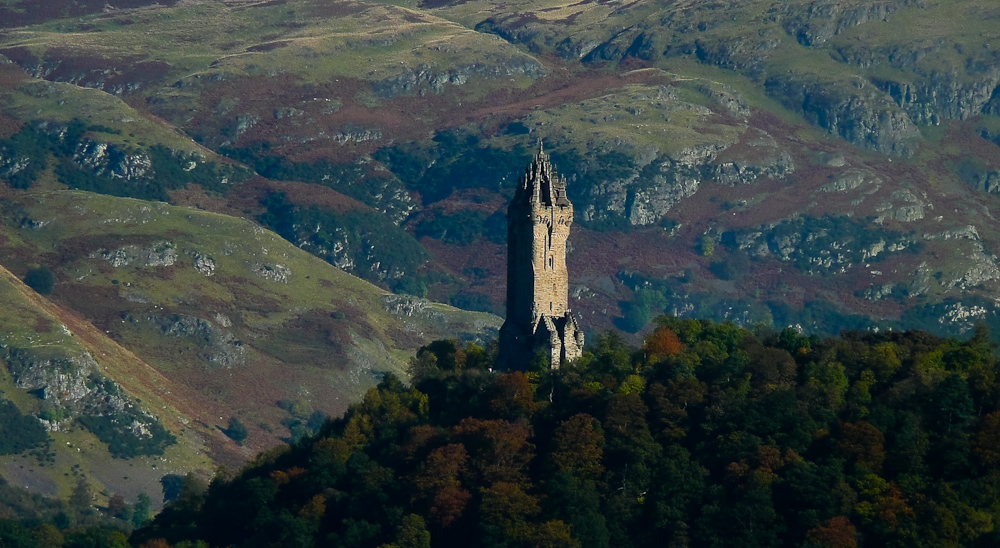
[0,398,49,455]
[616,288,668,333]
[375,131,532,203]
[450,292,496,314]
[258,192,428,289]
[0,118,249,200]
[77,414,176,459]
[24,267,55,295]
[223,417,249,446]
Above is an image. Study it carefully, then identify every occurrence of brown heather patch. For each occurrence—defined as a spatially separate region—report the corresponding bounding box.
[256,179,370,213]
[247,40,292,53]
[54,233,167,268]
[216,276,285,315]
[0,59,30,91]
[217,177,370,218]
[253,309,354,367]
[0,112,23,140]
[301,0,370,19]
[168,186,243,216]
[31,315,53,333]
[55,284,127,332]
[0,0,179,29]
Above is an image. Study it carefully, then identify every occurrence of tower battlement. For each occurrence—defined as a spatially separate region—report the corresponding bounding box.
[499,145,584,370]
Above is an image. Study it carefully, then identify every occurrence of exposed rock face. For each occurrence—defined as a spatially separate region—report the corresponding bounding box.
[580,133,791,227]
[331,127,382,145]
[73,140,152,180]
[252,262,291,283]
[191,253,216,276]
[949,244,1000,289]
[860,283,897,301]
[371,59,546,98]
[711,131,795,186]
[780,1,915,47]
[153,314,245,368]
[821,170,881,193]
[0,150,32,180]
[939,301,990,333]
[737,216,911,274]
[91,241,177,268]
[765,74,921,156]
[873,73,1000,125]
[232,114,260,139]
[875,188,930,224]
[383,294,436,319]
[3,348,164,439]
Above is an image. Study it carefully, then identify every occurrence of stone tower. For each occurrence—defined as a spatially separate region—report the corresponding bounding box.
[498,144,584,370]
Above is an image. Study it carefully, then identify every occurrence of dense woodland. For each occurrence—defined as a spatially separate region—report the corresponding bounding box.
[116,318,1000,548]
[9,318,1000,546]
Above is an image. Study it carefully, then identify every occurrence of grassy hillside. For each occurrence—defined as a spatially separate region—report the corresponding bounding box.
[0,262,218,507]
[0,188,499,503]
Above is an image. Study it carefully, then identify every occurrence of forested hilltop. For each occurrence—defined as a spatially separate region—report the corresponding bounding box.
[118,318,1000,548]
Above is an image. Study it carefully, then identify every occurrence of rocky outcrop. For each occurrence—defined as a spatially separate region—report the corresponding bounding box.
[191,253,216,276]
[938,301,990,334]
[579,131,791,227]
[73,140,152,181]
[780,1,918,47]
[872,72,1000,125]
[2,347,166,443]
[251,262,291,283]
[765,73,921,156]
[0,150,32,180]
[874,188,930,224]
[383,294,435,318]
[821,169,882,193]
[737,216,911,274]
[152,314,245,368]
[710,130,795,186]
[371,58,546,98]
[91,241,177,268]
[331,127,382,145]
[948,244,1000,290]
[860,283,897,301]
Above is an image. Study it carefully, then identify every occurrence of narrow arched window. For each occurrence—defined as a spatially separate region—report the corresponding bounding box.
[549,257,554,269]
[550,302,553,311]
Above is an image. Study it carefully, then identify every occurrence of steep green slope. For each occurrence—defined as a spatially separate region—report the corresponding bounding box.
[0,262,219,507]
[0,188,499,502]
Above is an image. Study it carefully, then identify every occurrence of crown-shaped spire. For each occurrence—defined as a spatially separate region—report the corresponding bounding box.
[510,140,570,208]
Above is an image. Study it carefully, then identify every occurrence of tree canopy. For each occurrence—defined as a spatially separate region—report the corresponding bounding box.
[129,318,1000,548]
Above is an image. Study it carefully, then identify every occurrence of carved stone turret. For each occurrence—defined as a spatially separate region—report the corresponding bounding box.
[498,145,584,370]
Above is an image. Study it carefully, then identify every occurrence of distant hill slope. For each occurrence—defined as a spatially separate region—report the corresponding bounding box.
[3,0,1000,342]
[0,188,500,503]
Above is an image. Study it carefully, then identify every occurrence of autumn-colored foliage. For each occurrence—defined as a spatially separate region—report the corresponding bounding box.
[131,318,1000,548]
[549,414,604,479]
[806,516,858,548]
[973,410,1000,467]
[643,326,683,357]
[838,421,887,471]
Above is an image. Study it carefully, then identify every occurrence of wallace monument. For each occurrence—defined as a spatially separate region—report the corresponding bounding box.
[498,145,584,370]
